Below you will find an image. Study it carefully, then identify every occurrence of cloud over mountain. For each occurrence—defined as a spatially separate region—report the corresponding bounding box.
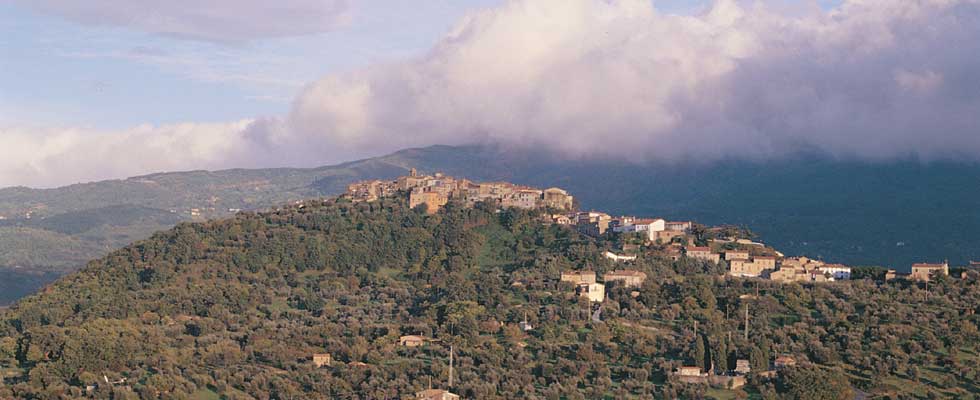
[288,0,980,162]
[12,0,350,42]
[4,0,980,187]
[0,121,255,187]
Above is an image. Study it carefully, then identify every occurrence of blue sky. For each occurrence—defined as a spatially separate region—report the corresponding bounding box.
[0,1,503,128]
[0,0,773,130]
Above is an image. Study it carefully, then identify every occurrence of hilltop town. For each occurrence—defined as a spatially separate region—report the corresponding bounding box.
[3,171,978,399]
[346,171,960,288]
[346,168,575,213]
[338,171,975,396]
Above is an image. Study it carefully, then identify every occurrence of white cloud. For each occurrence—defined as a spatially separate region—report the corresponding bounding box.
[0,121,255,187]
[285,0,980,162]
[12,0,350,43]
[4,0,980,188]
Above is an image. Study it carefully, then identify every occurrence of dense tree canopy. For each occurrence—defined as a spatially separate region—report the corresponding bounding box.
[0,197,978,399]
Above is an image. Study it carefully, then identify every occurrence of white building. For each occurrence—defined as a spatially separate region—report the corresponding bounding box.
[612,218,665,241]
[604,251,637,262]
[818,264,852,280]
[577,283,605,302]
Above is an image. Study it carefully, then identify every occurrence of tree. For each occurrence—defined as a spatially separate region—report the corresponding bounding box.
[776,366,853,400]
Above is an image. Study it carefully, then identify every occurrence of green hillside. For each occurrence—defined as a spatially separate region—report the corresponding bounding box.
[2,144,980,306]
[1,196,977,399]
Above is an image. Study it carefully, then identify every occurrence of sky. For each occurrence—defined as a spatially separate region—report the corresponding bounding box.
[2,0,978,188]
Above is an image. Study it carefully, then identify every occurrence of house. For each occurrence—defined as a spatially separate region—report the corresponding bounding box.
[416,389,460,400]
[655,230,685,243]
[543,188,574,210]
[754,256,777,269]
[666,221,693,232]
[312,353,331,368]
[818,264,852,280]
[769,266,809,283]
[604,251,637,262]
[561,271,597,285]
[729,259,775,277]
[577,283,605,302]
[503,189,543,209]
[399,335,426,347]
[774,356,797,369]
[686,247,720,263]
[604,270,647,288]
[885,269,909,281]
[725,251,750,261]
[409,189,449,214]
[576,212,613,236]
[675,365,710,384]
[780,256,824,270]
[552,214,573,225]
[911,262,949,281]
[734,359,751,375]
[613,218,666,240]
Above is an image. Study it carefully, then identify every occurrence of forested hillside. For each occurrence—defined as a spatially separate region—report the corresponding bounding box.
[1,197,977,399]
[2,144,980,306]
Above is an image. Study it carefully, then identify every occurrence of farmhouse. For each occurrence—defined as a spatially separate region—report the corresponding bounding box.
[603,270,647,288]
[910,262,949,282]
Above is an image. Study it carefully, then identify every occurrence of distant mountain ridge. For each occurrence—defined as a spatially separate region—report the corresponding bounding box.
[1,143,979,304]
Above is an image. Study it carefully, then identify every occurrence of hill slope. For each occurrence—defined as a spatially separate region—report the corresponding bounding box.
[0,197,977,399]
[2,144,980,305]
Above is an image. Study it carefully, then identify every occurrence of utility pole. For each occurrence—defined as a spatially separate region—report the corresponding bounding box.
[448,345,454,388]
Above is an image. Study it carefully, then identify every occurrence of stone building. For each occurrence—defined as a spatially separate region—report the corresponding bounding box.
[603,270,647,288]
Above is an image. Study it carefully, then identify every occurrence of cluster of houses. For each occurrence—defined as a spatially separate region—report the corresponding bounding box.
[549,211,690,243]
[674,355,798,389]
[887,262,950,282]
[309,336,461,399]
[560,269,648,303]
[346,170,574,214]
[684,246,951,283]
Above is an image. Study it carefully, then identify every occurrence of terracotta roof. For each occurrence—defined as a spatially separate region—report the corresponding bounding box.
[635,218,664,224]
[755,256,777,260]
[687,246,711,252]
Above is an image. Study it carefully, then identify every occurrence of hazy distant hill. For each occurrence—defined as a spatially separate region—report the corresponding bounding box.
[1,143,979,304]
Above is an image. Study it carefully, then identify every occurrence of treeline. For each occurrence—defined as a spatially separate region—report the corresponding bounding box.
[0,197,978,399]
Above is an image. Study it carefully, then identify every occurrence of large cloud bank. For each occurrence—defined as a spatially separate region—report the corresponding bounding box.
[288,0,980,162]
[4,0,980,187]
